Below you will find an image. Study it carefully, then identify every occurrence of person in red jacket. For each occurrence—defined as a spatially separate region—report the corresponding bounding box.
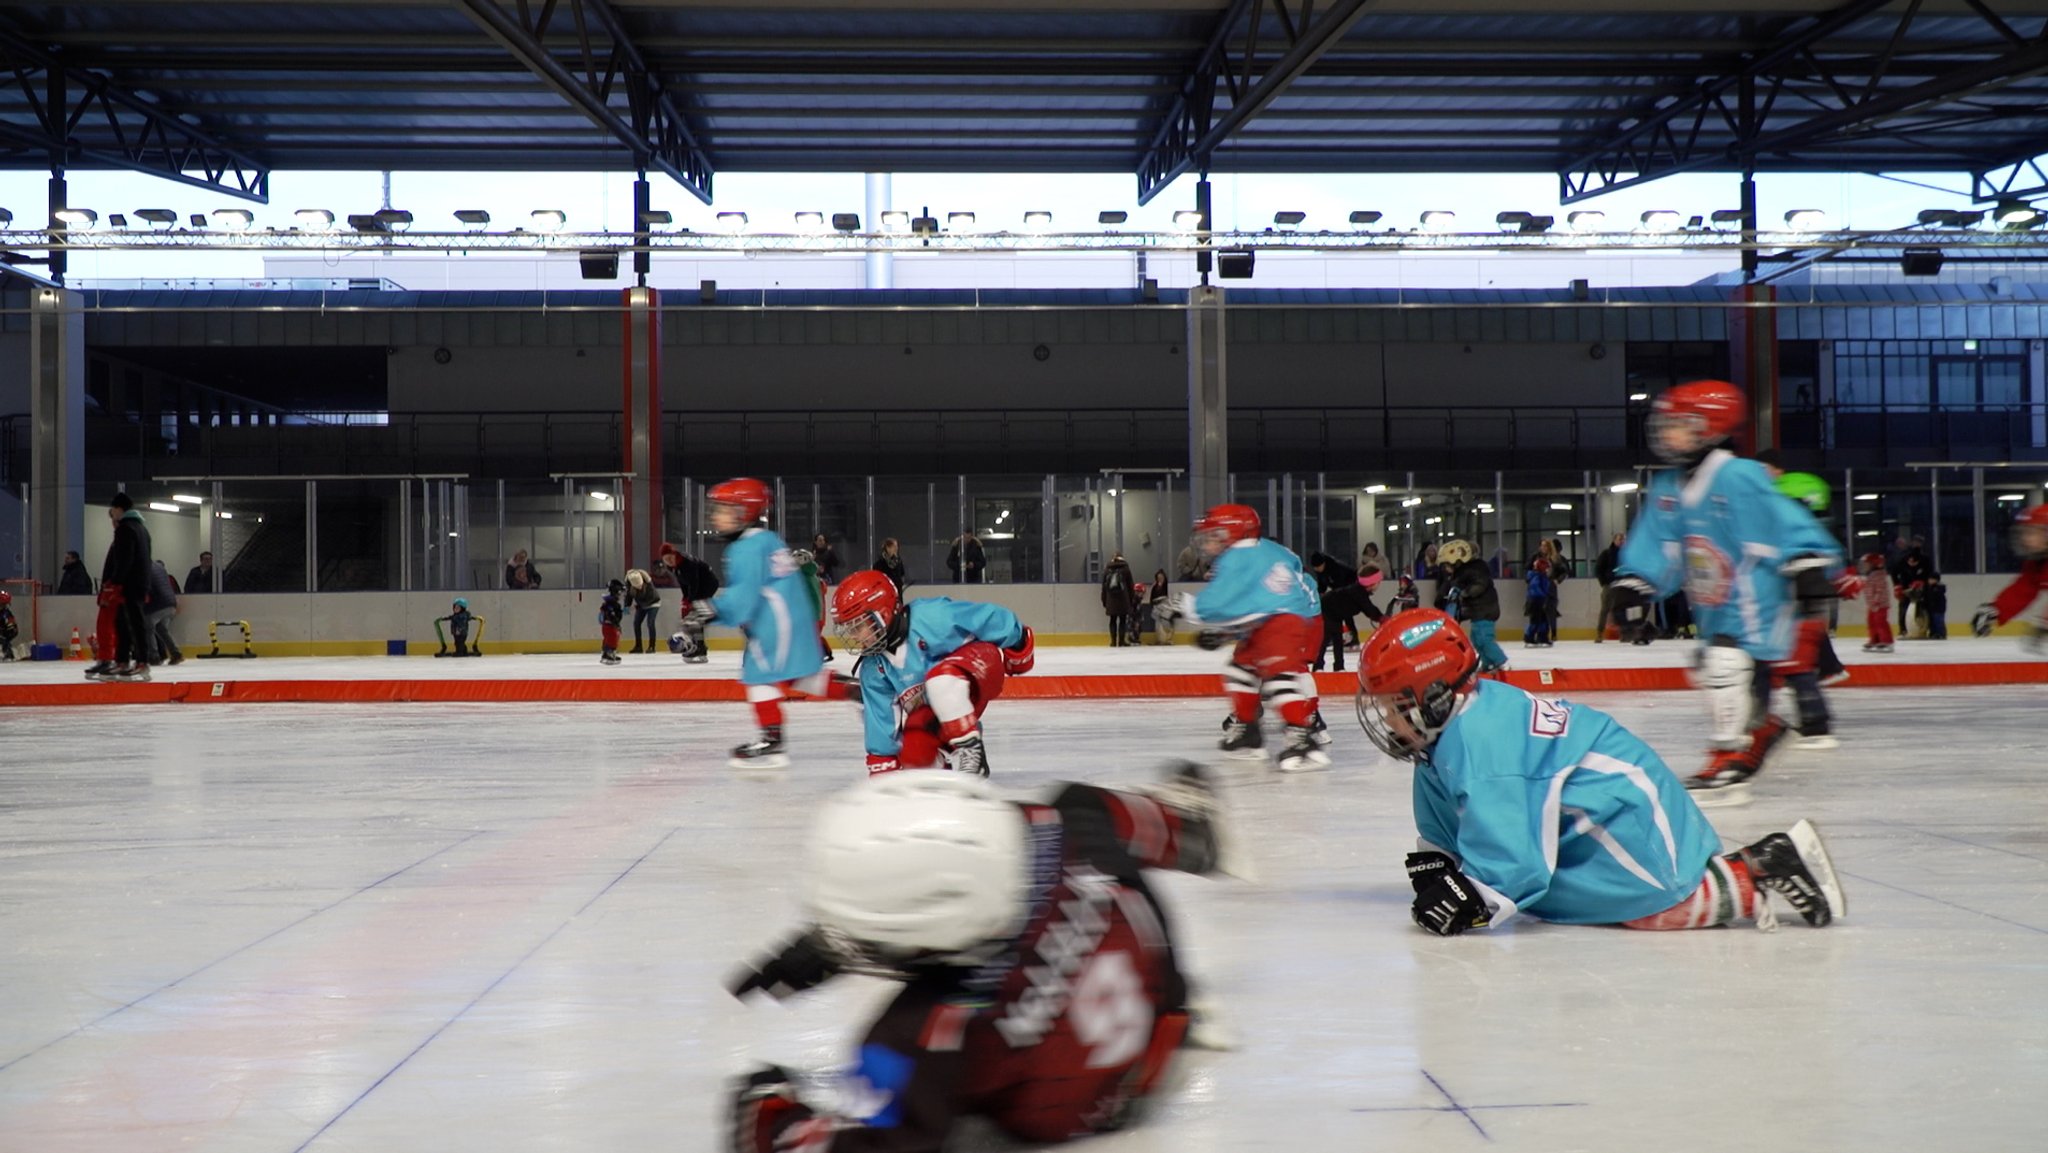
[1860,554,1895,653]
[1973,504,2048,652]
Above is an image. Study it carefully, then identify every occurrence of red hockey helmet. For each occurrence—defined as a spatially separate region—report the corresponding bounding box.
[0,589,9,605]
[1861,552,1886,570]
[832,569,902,654]
[706,477,772,532]
[1650,379,1747,465]
[1194,503,1262,556]
[2014,502,2048,558]
[1355,607,1480,761]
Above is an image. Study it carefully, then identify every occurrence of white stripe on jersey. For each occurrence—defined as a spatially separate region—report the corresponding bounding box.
[1561,804,1665,889]
[1577,751,1680,873]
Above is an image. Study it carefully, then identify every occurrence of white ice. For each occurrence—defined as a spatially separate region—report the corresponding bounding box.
[2,686,2044,1152]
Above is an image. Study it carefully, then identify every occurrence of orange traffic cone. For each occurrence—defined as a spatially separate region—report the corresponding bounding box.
[68,626,84,660]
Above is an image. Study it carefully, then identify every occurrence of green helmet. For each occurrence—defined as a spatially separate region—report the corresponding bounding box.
[1776,471,1830,513]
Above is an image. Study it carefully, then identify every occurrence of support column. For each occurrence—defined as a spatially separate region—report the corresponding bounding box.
[28,285,84,588]
[621,286,664,574]
[1728,283,1779,452]
[1187,285,1229,515]
[864,173,892,289]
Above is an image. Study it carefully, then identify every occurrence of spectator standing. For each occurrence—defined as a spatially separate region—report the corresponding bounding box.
[947,532,986,584]
[1594,532,1625,642]
[1176,541,1206,581]
[1524,558,1557,647]
[1307,551,1364,672]
[873,537,908,591]
[1144,568,1172,643]
[57,550,93,595]
[1412,541,1440,581]
[624,568,661,653]
[95,494,153,680]
[810,534,841,585]
[183,550,215,594]
[1101,552,1136,646]
[1534,538,1569,633]
[504,548,542,590]
[144,559,183,666]
[1892,538,1933,636]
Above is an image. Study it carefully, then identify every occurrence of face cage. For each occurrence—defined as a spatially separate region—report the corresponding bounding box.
[2015,523,2048,559]
[1354,679,1460,761]
[1195,526,1233,557]
[707,499,755,535]
[1650,406,1708,460]
[834,608,890,655]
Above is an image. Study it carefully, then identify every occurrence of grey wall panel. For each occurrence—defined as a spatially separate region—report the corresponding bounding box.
[1381,342,1619,408]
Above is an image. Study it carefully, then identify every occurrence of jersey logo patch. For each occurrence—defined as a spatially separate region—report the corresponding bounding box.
[1682,535,1735,607]
[1529,698,1572,739]
[847,1044,913,1128]
[769,548,798,579]
[1261,562,1296,595]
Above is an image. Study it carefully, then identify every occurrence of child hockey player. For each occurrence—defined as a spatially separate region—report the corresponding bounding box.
[728,766,1232,1153]
[1356,608,1844,934]
[830,570,1035,777]
[0,589,17,660]
[599,579,625,665]
[1437,538,1507,673]
[1607,380,1843,796]
[1972,503,2048,651]
[1162,503,1329,771]
[437,598,477,657]
[1923,575,1948,639]
[682,477,853,767]
[1388,571,1421,613]
[1860,554,1894,652]
[1522,557,1556,647]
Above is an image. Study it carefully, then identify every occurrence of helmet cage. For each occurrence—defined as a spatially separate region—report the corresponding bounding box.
[1356,673,1468,761]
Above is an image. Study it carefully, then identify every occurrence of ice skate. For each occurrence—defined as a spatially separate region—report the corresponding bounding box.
[600,651,621,666]
[945,734,989,777]
[1738,819,1843,927]
[1276,725,1331,773]
[730,729,790,770]
[1307,708,1334,748]
[83,661,113,680]
[1218,716,1266,761]
[109,663,150,682]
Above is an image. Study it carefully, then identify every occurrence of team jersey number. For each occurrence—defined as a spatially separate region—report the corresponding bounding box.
[1070,950,1153,1069]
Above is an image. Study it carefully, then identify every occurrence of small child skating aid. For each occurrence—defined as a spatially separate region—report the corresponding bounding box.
[433,598,483,657]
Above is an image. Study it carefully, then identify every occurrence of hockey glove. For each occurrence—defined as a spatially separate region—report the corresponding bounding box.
[1196,630,1229,651]
[729,929,840,1001]
[1001,626,1036,675]
[730,1065,813,1153]
[1833,572,1864,601]
[1973,604,2001,637]
[1404,850,1458,895]
[1608,576,1658,643]
[1411,868,1492,936]
[1166,591,1201,626]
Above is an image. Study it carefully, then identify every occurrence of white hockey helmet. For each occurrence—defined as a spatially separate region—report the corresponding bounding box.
[803,772,1029,970]
[1438,538,1475,568]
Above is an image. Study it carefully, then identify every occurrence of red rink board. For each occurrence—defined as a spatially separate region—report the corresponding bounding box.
[4,660,2044,707]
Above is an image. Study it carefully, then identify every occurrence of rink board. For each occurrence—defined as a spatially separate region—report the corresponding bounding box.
[5,659,2044,706]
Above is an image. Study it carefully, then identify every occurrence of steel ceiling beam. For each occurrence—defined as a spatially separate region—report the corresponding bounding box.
[1973,153,2048,201]
[1559,0,2048,203]
[0,25,269,200]
[453,0,712,202]
[1135,0,1376,204]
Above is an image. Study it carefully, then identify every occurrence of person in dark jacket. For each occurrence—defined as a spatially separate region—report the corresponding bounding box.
[184,550,215,594]
[57,550,93,596]
[873,537,908,592]
[658,542,721,663]
[1890,539,1932,635]
[810,534,841,585]
[947,532,986,583]
[94,494,153,680]
[145,559,183,665]
[1308,551,1367,672]
[504,549,542,589]
[1594,532,1625,643]
[1101,552,1136,646]
[1437,538,1508,673]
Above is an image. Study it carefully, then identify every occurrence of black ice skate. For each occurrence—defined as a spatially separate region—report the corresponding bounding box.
[1737,819,1843,927]
[1307,708,1334,748]
[730,728,789,769]
[83,661,113,680]
[600,650,621,666]
[1276,725,1332,773]
[945,734,989,777]
[1219,716,1266,760]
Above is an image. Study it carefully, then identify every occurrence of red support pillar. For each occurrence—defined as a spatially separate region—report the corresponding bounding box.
[621,286,664,571]
[1728,283,1779,453]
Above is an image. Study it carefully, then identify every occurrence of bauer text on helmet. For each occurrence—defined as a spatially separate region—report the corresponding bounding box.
[1355,608,1480,761]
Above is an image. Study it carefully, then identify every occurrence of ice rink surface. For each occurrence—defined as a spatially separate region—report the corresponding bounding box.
[3,684,2045,1152]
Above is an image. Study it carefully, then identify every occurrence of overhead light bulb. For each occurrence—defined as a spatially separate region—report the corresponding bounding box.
[172,494,203,504]
[1419,210,1456,232]
[1639,210,1681,233]
[1566,210,1606,232]
[880,210,910,232]
[1549,502,1574,511]
[1363,484,1389,494]
[54,208,98,228]
[1608,481,1639,493]
[208,208,252,231]
[1401,496,1424,507]
[294,209,335,230]
[1172,209,1203,230]
[1023,210,1053,230]
[794,211,826,232]
[147,501,182,513]
[947,211,977,229]
[1783,208,1828,232]
[715,211,749,232]
[530,209,567,233]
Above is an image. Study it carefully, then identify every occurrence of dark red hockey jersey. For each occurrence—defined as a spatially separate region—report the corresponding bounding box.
[742,785,1201,1153]
[1990,558,2048,625]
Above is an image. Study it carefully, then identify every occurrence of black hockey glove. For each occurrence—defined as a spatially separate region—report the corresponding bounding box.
[1197,630,1229,651]
[1404,850,1458,895]
[1412,868,1493,936]
[731,1064,812,1153]
[728,929,840,1001]
[1973,604,2000,638]
[1608,577,1657,643]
